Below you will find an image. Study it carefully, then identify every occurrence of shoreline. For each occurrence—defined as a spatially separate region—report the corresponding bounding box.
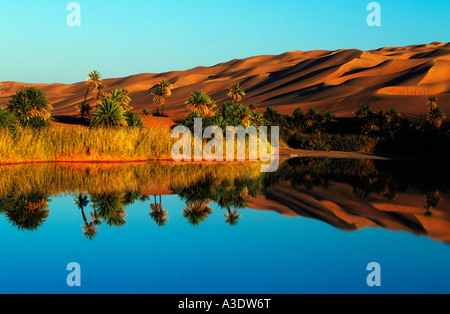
[0,149,438,166]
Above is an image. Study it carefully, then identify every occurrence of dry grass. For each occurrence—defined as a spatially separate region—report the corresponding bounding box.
[0,126,174,163]
[0,125,277,164]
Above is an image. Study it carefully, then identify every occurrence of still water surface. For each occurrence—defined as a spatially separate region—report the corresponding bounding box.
[0,158,449,293]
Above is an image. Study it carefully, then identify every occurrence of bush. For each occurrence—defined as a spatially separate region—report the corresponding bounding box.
[288,132,376,152]
[7,87,53,127]
[0,108,20,132]
[288,133,330,151]
[142,108,152,116]
[125,111,144,127]
[152,111,169,117]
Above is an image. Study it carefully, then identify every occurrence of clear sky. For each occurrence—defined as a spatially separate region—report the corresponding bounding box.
[0,0,449,84]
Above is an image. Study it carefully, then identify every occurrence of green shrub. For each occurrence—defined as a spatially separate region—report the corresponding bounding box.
[288,132,376,152]
[125,111,144,127]
[142,108,152,116]
[0,108,20,132]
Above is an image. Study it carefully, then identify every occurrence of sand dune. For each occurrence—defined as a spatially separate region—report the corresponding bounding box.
[248,181,450,244]
[1,42,449,120]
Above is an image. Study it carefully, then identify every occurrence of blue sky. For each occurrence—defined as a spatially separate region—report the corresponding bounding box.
[0,0,449,84]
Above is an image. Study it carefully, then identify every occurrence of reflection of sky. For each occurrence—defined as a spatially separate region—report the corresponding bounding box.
[0,195,449,294]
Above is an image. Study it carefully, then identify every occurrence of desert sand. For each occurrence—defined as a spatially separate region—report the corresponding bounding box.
[1,42,449,124]
[248,181,450,245]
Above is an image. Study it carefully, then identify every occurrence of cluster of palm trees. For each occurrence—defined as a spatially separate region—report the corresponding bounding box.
[292,107,336,134]
[149,80,174,116]
[77,70,141,127]
[74,192,132,239]
[178,83,267,131]
[70,187,250,240]
[354,104,402,135]
[78,71,178,126]
[185,83,246,118]
[352,96,447,135]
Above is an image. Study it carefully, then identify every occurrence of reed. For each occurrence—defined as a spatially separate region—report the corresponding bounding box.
[0,126,174,163]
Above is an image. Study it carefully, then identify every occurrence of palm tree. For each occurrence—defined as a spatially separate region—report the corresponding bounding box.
[386,108,401,128]
[89,208,103,226]
[235,105,253,128]
[106,210,128,227]
[74,194,90,211]
[426,96,438,110]
[90,99,128,128]
[5,193,50,231]
[158,80,174,115]
[424,190,443,217]
[250,112,264,127]
[90,192,127,227]
[125,111,144,127]
[427,107,447,129]
[224,207,242,226]
[107,88,132,111]
[159,80,174,97]
[7,87,53,126]
[149,195,169,227]
[84,70,103,103]
[227,83,246,103]
[322,111,336,124]
[185,90,216,117]
[355,104,380,134]
[304,108,320,129]
[76,101,91,124]
[182,201,213,226]
[74,194,98,240]
[93,82,107,106]
[150,86,167,114]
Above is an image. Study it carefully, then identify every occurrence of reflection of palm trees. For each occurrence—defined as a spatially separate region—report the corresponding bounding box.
[182,201,213,226]
[89,209,103,226]
[5,193,50,231]
[217,186,250,226]
[75,194,98,240]
[123,191,144,206]
[424,190,443,217]
[224,207,242,226]
[90,192,127,227]
[106,210,128,227]
[149,195,169,227]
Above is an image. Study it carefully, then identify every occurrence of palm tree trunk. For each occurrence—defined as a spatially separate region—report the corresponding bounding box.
[84,87,90,103]
[80,207,88,225]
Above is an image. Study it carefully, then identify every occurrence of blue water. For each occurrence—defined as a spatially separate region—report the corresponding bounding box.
[1,194,449,294]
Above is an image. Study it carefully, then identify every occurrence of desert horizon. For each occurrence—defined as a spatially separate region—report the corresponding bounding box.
[1,41,449,123]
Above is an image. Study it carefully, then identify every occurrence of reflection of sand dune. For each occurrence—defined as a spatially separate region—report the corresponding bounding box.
[249,181,450,244]
[1,42,449,119]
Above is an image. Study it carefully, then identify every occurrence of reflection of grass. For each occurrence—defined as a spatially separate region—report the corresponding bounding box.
[0,162,262,198]
[0,126,174,163]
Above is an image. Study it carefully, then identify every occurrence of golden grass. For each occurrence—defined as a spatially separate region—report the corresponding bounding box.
[0,126,174,163]
[0,126,277,164]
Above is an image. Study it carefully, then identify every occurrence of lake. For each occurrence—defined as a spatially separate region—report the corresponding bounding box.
[0,158,449,294]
